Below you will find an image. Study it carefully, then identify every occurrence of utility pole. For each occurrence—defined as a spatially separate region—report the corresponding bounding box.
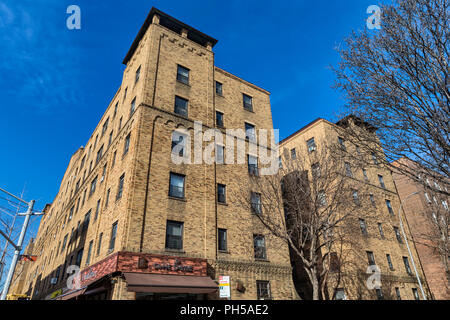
[0,188,43,300]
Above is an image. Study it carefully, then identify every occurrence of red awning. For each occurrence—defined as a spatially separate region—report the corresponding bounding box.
[123,273,218,294]
[55,287,87,300]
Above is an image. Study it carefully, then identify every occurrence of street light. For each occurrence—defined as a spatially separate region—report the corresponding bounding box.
[397,191,427,300]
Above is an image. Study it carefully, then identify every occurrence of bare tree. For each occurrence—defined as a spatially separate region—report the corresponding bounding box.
[232,143,375,300]
[332,0,450,196]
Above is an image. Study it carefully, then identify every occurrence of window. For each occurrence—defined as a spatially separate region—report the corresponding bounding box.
[442,200,448,211]
[90,176,98,196]
[101,164,107,182]
[307,138,316,153]
[113,102,118,117]
[251,192,262,214]
[216,111,224,127]
[394,227,403,243]
[176,65,189,84]
[378,223,385,238]
[135,66,141,84]
[311,163,320,178]
[96,145,104,164]
[112,151,117,167]
[102,118,109,136]
[248,155,258,176]
[75,248,84,267]
[61,235,68,253]
[403,257,412,275]
[83,210,91,233]
[123,87,127,101]
[330,252,340,272]
[278,156,283,169]
[119,117,123,131]
[165,221,183,250]
[412,288,420,300]
[254,235,267,260]
[124,133,131,155]
[378,175,386,189]
[217,184,226,204]
[216,145,225,164]
[256,281,271,300]
[69,206,74,221]
[245,123,256,142]
[371,152,378,164]
[386,200,394,215]
[290,148,297,160]
[395,287,401,300]
[362,169,369,182]
[318,190,327,207]
[345,162,353,177]
[97,233,103,256]
[169,173,185,199]
[375,289,384,300]
[94,199,101,221]
[370,194,376,207]
[130,97,136,117]
[424,192,431,203]
[109,222,118,252]
[338,137,346,151]
[116,174,125,200]
[105,189,110,208]
[386,254,394,270]
[174,96,188,117]
[215,81,223,95]
[334,288,346,300]
[218,228,227,252]
[366,251,376,266]
[172,132,187,157]
[86,240,93,266]
[353,190,360,206]
[243,94,253,111]
[359,219,368,236]
[108,131,113,147]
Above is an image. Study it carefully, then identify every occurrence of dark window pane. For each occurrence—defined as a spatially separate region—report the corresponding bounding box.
[177,65,189,84]
[169,173,185,199]
[166,221,183,250]
[218,229,227,251]
[243,94,253,111]
[174,96,188,117]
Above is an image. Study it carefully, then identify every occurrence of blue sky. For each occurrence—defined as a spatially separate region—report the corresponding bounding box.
[0,0,382,212]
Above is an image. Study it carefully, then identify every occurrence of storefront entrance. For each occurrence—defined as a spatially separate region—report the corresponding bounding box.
[135,292,206,300]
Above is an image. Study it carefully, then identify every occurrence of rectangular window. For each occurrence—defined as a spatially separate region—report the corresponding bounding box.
[169,173,185,199]
[362,169,369,182]
[218,228,227,252]
[412,288,420,300]
[291,148,297,160]
[403,257,412,275]
[386,199,394,215]
[366,251,375,266]
[378,223,385,238]
[90,176,98,196]
[395,287,401,300]
[307,138,316,153]
[101,164,107,182]
[334,289,346,300]
[108,131,113,147]
[86,240,93,266]
[215,81,223,95]
[256,281,271,300]
[254,235,267,260]
[216,111,224,127]
[114,102,118,117]
[97,233,103,256]
[112,151,117,167]
[116,174,125,200]
[245,123,256,142]
[375,289,384,300]
[370,194,376,207]
[394,227,403,243]
[135,66,141,84]
[251,192,262,214]
[94,199,101,221]
[174,96,188,117]
[243,94,253,111]
[176,65,189,84]
[372,152,378,164]
[165,221,183,250]
[386,254,394,270]
[123,87,127,101]
[61,235,68,253]
[338,137,346,151]
[378,175,386,189]
[359,219,368,236]
[217,184,226,204]
[216,144,225,164]
[248,155,259,176]
[83,210,91,233]
[75,248,84,267]
[124,133,131,155]
[96,145,104,164]
[105,189,110,208]
[172,131,187,157]
[353,190,360,206]
[345,162,353,177]
[311,163,320,178]
[102,118,109,136]
[278,156,283,169]
[318,190,327,207]
[130,97,136,117]
[109,222,118,252]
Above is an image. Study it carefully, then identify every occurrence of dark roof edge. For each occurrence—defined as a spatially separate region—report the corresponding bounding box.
[123,7,218,65]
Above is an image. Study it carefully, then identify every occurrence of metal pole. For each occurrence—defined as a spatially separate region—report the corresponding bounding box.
[397,192,427,300]
[0,200,34,300]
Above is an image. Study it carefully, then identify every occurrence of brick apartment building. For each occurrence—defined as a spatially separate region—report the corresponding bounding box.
[392,159,450,300]
[279,117,432,300]
[12,8,296,300]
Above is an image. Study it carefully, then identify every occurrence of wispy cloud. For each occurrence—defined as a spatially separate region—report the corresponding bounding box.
[0,1,87,114]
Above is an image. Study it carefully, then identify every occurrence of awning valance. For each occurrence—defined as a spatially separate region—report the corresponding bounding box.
[123,273,218,294]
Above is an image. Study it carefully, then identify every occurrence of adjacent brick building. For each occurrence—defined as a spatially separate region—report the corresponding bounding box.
[392,158,450,300]
[12,7,296,300]
[279,117,432,300]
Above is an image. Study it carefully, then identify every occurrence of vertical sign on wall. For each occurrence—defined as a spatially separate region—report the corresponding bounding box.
[219,276,231,299]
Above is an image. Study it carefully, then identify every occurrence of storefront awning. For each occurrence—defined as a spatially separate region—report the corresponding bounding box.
[123,273,218,294]
[55,286,87,300]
